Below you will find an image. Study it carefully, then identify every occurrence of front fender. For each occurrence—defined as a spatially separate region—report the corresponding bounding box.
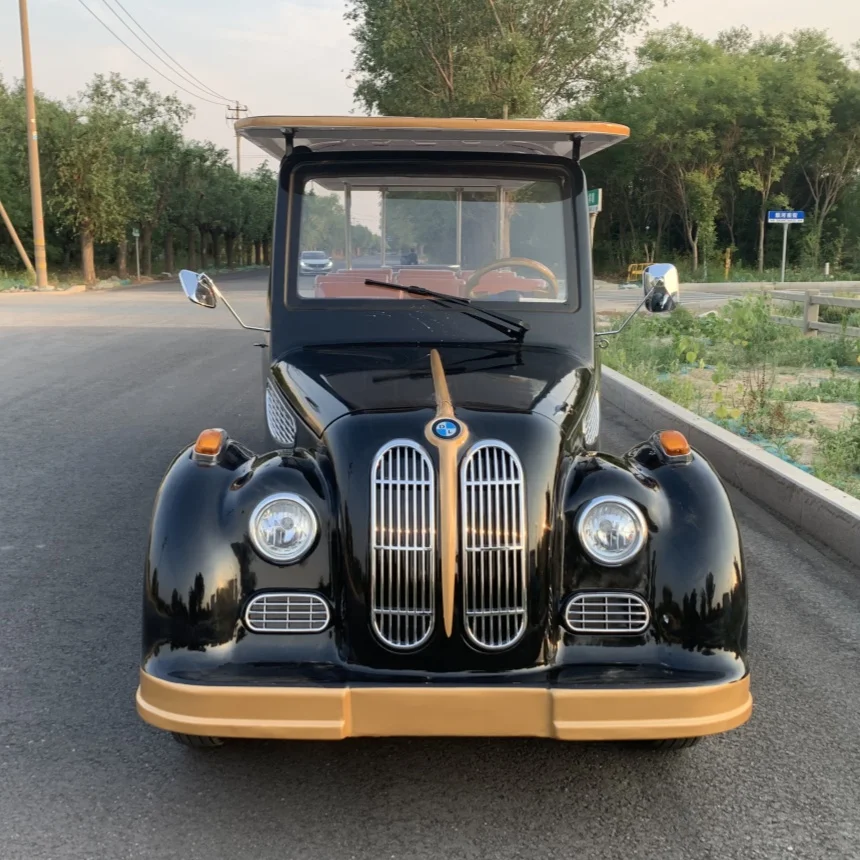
[142,440,335,663]
[562,441,748,664]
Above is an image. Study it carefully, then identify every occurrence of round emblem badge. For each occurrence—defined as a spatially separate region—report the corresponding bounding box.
[432,419,461,440]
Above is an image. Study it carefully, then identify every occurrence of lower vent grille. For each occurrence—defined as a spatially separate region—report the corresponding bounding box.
[564,592,650,634]
[244,592,330,633]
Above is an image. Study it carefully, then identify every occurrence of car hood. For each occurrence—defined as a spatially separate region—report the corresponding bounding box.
[270,342,593,435]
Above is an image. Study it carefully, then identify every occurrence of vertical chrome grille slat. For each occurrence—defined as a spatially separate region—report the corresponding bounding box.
[371,441,435,649]
[461,441,526,650]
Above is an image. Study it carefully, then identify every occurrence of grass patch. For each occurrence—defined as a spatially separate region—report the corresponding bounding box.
[602,294,860,498]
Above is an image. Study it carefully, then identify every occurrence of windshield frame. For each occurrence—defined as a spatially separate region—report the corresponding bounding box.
[283,153,582,314]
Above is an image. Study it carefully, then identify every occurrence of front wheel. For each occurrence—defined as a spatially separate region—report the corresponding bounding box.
[171,732,225,749]
[645,737,701,750]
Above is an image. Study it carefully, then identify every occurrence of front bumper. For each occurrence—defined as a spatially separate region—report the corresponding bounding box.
[136,670,751,741]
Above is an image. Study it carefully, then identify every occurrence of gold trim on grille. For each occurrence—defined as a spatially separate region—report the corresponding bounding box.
[423,349,469,638]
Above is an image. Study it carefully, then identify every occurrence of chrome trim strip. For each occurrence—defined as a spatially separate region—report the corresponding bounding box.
[563,591,650,634]
[370,440,436,650]
[460,440,527,651]
[244,592,331,633]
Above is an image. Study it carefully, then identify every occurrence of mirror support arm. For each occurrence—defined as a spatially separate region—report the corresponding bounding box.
[597,288,656,338]
[202,274,270,333]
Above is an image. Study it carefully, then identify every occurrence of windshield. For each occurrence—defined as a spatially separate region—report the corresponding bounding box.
[301,251,328,259]
[293,165,574,306]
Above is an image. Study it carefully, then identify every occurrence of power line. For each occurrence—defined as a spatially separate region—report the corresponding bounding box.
[75,0,231,108]
[101,0,235,103]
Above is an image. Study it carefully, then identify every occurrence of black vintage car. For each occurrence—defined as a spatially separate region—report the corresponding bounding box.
[136,117,751,749]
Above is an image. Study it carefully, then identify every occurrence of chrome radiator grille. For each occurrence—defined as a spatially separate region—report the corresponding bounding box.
[244,592,331,633]
[370,441,436,649]
[461,441,527,650]
[564,592,650,634]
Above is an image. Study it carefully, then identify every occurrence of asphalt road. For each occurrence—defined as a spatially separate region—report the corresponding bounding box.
[2,273,859,860]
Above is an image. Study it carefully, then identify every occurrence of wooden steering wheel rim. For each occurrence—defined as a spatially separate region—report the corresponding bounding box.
[464,257,559,299]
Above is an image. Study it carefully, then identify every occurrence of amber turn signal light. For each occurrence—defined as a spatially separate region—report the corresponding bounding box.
[657,430,691,457]
[192,428,227,463]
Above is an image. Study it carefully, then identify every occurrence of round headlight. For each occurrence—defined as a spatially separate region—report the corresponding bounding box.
[249,493,318,564]
[577,495,647,566]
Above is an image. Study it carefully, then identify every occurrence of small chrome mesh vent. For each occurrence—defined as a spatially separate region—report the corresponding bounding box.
[370,441,436,650]
[583,392,600,447]
[245,592,330,633]
[266,380,297,448]
[461,441,527,650]
[564,592,650,634]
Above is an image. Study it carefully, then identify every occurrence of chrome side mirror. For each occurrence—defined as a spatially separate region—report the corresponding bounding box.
[179,269,217,309]
[642,263,679,313]
[177,269,269,333]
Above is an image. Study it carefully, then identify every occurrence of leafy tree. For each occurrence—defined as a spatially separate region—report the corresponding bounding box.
[739,36,833,271]
[346,0,654,118]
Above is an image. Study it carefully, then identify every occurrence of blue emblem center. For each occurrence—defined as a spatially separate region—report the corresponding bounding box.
[432,419,461,439]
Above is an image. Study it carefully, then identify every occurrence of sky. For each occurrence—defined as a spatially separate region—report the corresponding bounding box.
[1,0,858,174]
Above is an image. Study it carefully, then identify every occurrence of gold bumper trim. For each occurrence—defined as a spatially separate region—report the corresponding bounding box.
[137,671,751,741]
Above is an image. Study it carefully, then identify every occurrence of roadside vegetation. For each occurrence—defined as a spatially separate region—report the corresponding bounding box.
[0,74,277,287]
[600,295,860,498]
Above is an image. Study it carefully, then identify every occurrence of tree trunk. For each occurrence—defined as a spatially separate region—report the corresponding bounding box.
[62,243,72,269]
[212,233,221,267]
[757,214,765,273]
[142,224,153,276]
[225,234,235,268]
[117,238,128,279]
[262,238,270,265]
[81,229,96,285]
[684,221,698,272]
[199,232,208,269]
[164,229,174,274]
[187,227,197,270]
[254,242,261,265]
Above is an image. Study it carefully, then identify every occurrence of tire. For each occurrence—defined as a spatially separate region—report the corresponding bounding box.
[171,732,225,749]
[646,737,701,750]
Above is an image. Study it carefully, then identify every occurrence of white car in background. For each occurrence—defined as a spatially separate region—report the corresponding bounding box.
[299,250,334,274]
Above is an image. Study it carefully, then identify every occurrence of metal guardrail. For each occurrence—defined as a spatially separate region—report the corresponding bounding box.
[770,289,860,338]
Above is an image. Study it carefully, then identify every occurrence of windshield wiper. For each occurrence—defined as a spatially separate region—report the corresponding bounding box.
[363,279,529,341]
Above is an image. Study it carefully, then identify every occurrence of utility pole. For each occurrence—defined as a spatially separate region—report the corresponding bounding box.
[18,0,49,288]
[225,101,248,173]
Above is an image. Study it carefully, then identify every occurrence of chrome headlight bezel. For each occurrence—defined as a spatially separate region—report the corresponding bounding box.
[249,493,319,564]
[576,494,647,566]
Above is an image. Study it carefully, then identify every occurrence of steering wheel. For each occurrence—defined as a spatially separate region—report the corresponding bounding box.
[464,257,559,299]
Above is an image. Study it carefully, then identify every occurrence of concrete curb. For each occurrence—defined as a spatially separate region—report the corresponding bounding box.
[602,366,860,563]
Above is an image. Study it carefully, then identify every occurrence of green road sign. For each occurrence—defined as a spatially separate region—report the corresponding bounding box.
[587,188,602,215]
[132,227,140,238]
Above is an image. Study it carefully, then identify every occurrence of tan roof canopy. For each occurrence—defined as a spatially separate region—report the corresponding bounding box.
[236,116,629,160]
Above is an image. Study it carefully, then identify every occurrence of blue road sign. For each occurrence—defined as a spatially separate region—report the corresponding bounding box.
[767,210,805,224]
